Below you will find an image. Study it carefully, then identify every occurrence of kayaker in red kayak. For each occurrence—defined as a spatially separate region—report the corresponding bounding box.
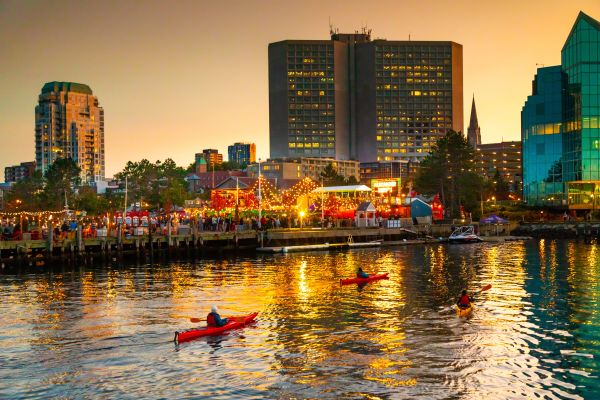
[456,290,473,309]
[357,267,369,279]
[207,305,229,327]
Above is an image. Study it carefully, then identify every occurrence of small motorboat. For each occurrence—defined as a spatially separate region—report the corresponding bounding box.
[448,226,482,244]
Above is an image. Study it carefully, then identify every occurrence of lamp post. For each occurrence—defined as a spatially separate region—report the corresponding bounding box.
[321,177,324,228]
[299,210,305,229]
[235,176,239,223]
[257,159,262,229]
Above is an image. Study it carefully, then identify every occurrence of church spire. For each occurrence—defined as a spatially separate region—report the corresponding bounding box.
[467,95,481,147]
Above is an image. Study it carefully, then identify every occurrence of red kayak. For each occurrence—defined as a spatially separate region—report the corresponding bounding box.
[174,312,258,343]
[340,273,389,285]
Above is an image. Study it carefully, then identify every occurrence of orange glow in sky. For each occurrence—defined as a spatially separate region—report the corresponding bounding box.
[1,0,599,177]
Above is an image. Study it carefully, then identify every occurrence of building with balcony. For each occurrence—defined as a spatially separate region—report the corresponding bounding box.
[35,81,105,183]
[476,141,522,195]
[4,161,36,183]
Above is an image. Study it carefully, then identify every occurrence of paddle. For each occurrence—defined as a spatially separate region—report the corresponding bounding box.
[444,283,492,312]
[190,315,244,323]
[478,283,492,293]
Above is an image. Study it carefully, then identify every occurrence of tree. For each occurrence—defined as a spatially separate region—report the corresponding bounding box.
[43,158,81,209]
[492,169,510,201]
[3,171,45,211]
[75,186,110,215]
[346,175,359,185]
[415,130,478,218]
[320,163,346,186]
[114,158,189,210]
[213,161,245,171]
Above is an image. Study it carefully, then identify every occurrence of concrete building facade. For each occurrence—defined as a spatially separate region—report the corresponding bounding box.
[247,157,360,183]
[476,141,522,194]
[269,30,463,164]
[4,161,36,183]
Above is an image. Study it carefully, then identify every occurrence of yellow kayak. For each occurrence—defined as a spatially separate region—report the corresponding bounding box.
[456,304,474,317]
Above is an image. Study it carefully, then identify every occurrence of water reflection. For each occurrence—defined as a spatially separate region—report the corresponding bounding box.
[0,240,598,398]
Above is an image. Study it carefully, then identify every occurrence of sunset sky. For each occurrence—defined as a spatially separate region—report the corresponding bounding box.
[1,0,599,177]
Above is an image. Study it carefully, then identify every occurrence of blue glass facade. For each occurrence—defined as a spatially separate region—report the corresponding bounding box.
[522,12,600,209]
[522,67,566,206]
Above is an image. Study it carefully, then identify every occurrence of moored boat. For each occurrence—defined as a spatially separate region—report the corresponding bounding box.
[448,226,482,244]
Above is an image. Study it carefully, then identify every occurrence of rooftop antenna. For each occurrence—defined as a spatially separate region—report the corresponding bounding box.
[329,16,333,36]
[409,33,411,41]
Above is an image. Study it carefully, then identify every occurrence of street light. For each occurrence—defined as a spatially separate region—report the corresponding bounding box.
[299,210,305,229]
[257,158,262,228]
[321,177,324,228]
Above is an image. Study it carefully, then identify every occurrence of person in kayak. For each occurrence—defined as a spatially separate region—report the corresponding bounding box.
[357,267,369,279]
[207,305,229,327]
[456,290,473,309]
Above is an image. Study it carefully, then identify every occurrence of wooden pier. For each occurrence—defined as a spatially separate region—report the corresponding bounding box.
[0,224,526,268]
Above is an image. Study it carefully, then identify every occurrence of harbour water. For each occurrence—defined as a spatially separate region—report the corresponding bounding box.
[0,239,598,399]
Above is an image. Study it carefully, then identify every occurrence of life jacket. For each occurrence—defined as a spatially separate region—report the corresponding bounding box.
[459,294,471,306]
[207,312,217,326]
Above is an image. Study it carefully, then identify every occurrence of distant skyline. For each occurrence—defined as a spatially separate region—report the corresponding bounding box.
[1,0,599,178]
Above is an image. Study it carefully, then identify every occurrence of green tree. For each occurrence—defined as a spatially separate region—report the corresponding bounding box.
[320,163,346,186]
[3,171,45,211]
[43,158,81,209]
[114,158,189,210]
[75,186,110,215]
[415,130,479,218]
[345,175,359,185]
[213,161,245,171]
[492,169,510,201]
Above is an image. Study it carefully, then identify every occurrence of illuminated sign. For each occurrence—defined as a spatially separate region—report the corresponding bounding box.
[371,178,401,193]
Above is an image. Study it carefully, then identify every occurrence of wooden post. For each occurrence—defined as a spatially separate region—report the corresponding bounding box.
[167,216,172,248]
[77,224,84,254]
[47,225,54,253]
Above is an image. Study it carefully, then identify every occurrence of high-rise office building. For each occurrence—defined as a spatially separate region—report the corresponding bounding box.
[228,142,256,166]
[467,96,481,147]
[522,11,600,209]
[35,81,105,183]
[4,161,36,183]
[269,30,463,164]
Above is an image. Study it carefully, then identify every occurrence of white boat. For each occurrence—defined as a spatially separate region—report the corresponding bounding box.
[448,226,482,244]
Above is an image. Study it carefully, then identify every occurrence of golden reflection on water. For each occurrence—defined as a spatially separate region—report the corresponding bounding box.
[2,241,599,398]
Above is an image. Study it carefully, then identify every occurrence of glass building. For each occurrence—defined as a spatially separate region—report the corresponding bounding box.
[522,66,566,206]
[522,12,600,209]
[227,142,256,166]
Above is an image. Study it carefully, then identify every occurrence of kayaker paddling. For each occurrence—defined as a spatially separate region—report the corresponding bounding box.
[456,289,473,309]
[207,305,229,327]
[357,267,369,279]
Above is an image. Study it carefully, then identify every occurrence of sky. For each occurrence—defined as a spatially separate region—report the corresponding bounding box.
[1,0,599,178]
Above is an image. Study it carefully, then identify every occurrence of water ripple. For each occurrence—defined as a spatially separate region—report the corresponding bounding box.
[0,240,599,398]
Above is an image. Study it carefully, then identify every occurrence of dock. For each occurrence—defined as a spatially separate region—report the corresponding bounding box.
[0,224,532,268]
